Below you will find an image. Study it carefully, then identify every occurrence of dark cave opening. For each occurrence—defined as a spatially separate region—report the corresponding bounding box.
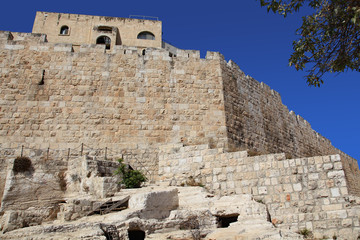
[217,214,239,228]
[128,229,145,240]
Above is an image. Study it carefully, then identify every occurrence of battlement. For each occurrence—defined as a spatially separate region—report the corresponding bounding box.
[35,11,161,23]
[0,32,227,63]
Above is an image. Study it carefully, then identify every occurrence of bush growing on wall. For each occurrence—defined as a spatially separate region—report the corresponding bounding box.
[114,158,147,188]
[13,156,33,174]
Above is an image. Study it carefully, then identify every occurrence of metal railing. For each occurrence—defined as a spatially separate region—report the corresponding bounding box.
[128,15,159,21]
[0,143,155,180]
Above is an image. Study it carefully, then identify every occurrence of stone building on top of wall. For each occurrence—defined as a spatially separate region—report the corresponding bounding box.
[31,11,164,51]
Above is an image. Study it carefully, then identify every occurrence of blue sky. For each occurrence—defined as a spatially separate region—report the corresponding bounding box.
[1,0,359,163]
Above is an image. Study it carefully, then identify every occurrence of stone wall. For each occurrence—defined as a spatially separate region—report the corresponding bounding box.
[1,27,360,237]
[0,146,124,231]
[221,60,360,195]
[158,143,360,239]
[0,147,68,232]
[0,31,228,179]
[340,153,360,197]
[0,29,359,183]
[66,155,121,199]
[0,148,67,212]
[223,60,331,157]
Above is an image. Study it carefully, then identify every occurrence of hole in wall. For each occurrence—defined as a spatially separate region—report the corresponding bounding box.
[128,229,145,240]
[38,70,45,85]
[13,156,34,174]
[216,214,239,228]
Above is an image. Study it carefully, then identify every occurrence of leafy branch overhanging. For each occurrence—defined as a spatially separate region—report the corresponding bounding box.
[259,0,360,86]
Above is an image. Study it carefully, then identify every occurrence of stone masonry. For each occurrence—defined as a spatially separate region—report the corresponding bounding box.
[158,143,360,239]
[0,12,360,238]
[0,28,359,192]
[32,12,162,50]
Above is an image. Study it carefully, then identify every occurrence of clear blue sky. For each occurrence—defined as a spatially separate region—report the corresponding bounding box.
[1,0,359,163]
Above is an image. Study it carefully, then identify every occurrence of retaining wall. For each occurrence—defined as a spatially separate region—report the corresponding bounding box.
[158,144,360,239]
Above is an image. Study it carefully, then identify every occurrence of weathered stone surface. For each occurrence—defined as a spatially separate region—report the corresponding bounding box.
[0,186,302,240]
[205,219,302,240]
[0,11,360,240]
[129,188,179,219]
[158,144,360,239]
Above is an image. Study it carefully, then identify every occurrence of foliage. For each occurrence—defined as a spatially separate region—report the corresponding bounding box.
[259,0,360,87]
[254,198,265,204]
[185,176,205,187]
[114,159,147,188]
[59,170,67,191]
[297,228,313,238]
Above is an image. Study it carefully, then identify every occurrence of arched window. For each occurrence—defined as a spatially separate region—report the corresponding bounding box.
[60,26,69,35]
[96,36,111,50]
[137,31,155,40]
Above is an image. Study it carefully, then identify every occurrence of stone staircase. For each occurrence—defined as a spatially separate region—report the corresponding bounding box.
[87,195,129,216]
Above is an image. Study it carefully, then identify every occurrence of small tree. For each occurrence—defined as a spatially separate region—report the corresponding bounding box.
[258,0,360,87]
[114,159,147,188]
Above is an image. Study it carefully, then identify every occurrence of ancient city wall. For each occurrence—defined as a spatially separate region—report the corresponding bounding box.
[222,60,332,157]
[158,143,360,239]
[221,60,360,195]
[0,31,228,178]
[0,29,359,186]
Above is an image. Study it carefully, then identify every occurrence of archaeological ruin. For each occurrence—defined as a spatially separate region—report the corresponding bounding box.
[0,11,359,239]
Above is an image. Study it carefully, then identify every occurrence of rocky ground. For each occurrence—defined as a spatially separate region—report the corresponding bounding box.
[0,185,303,239]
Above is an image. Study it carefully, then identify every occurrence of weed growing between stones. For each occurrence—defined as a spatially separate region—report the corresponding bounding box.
[58,170,67,191]
[297,228,313,238]
[114,159,147,188]
[254,198,264,204]
[185,176,204,187]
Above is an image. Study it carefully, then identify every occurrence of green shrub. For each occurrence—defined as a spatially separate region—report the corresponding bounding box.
[114,159,147,188]
[13,156,33,174]
[297,228,312,238]
[186,176,204,187]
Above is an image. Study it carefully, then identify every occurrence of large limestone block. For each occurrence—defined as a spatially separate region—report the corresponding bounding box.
[129,188,179,219]
[205,219,302,240]
[210,195,267,220]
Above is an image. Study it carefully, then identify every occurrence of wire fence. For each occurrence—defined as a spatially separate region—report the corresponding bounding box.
[0,143,156,180]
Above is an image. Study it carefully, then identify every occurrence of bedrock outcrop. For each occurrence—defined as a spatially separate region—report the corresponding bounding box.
[1,186,302,240]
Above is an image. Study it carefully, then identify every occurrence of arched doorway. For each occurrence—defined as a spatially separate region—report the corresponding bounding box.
[96,36,111,50]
